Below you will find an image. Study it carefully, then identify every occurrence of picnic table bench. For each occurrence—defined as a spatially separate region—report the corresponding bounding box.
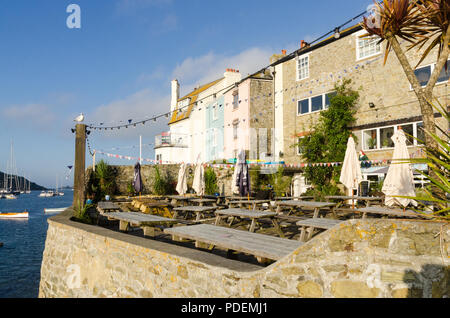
[275,200,337,218]
[228,200,271,210]
[275,196,314,201]
[166,195,191,206]
[164,224,303,263]
[296,218,344,242]
[225,196,255,204]
[189,198,218,207]
[325,196,383,208]
[214,208,284,237]
[172,206,217,222]
[97,201,121,214]
[106,212,179,237]
[354,206,426,219]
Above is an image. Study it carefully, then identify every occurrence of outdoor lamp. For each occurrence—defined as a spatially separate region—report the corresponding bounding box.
[334,28,341,39]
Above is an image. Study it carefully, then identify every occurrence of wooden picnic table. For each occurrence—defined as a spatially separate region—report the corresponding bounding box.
[296,218,343,242]
[166,195,191,206]
[325,196,383,207]
[275,200,337,218]
[228,200,271,210]
[189,198,218,207]
[353,206,425,219]
[214,208,284,237]
[106,212,179,237]
[275,196,314,201]
[172,206,217,222]
[225,196,255,204]
[164,224,303,263]
[97,201,121,213]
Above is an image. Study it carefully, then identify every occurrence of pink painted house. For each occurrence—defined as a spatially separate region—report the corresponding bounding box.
[223,71,274,161]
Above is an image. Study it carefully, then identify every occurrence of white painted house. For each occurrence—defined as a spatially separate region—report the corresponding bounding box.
[155,69,241,164]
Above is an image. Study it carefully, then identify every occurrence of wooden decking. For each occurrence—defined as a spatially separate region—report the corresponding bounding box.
[164,224,303,261]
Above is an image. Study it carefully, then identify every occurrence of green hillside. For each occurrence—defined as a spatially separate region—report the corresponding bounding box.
[0,171,47,191]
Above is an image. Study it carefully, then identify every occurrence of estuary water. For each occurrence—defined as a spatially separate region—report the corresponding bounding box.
[0,190,73,298]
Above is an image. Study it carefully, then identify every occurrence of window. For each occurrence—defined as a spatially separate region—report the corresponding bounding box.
[325,92,336,109]
[212,129,218,148]
[311,95,323,112]
[298,99,309,115]
[362,122,424,151]
[233,91,239,109]
[297,92,335,115]
[156,154,162,161]
[363,129,377,150]
[233,122,239,140]
[414,65,432,87]
[399,124,414,146]
[380,127,395,148]
[297,55,309,81]
[356,33,381,60]
[416,122,425,145]
[413,60,450,88]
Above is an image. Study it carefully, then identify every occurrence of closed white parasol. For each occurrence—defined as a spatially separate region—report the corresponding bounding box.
[176,163,188,196]
[339,136,363,205]
[382,128,417,207]
[192,156,205,196]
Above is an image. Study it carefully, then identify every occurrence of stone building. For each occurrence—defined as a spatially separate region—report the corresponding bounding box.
[271,24,449,181]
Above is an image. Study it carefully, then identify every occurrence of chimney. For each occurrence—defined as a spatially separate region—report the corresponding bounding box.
[300,40,309,48]
[224,68,242,87]
[171,79,179,113]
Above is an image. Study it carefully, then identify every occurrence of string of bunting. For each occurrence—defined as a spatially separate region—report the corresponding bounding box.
[94,149,425,169]
[86,7,382,132]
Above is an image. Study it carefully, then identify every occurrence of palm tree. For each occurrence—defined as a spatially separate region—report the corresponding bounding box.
[362,0,450,152]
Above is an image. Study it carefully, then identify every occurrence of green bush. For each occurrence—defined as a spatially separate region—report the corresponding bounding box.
[87,160,116,202]
[205,167,218,195]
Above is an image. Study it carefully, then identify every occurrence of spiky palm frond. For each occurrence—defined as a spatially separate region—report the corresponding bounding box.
[362,0,429,65]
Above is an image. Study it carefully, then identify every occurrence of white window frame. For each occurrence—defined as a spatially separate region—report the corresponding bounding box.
[361,121,424,151]
[296,53,310,81]
[297,91,335,116]
[355,30,382,61]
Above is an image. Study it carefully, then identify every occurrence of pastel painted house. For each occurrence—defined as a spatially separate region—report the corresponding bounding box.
[154,69,241,164]
[223,70,274,161]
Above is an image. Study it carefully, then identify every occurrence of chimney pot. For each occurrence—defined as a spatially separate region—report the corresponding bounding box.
[282,50,286,55]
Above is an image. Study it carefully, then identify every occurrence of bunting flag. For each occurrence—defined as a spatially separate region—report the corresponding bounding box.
[94,149,402,169]
[65,165,73,180]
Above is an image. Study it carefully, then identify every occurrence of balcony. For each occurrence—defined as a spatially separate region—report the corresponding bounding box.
[154,132,188,149]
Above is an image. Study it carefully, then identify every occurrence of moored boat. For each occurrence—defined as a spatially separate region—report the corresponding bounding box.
[44,207,69,213]
[5,194,17,200]
[0,211,29,219]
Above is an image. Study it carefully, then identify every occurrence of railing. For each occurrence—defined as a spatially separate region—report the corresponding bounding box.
[155,132,188,148]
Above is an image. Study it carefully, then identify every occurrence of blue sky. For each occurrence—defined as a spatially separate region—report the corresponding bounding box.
[0,0,372,188]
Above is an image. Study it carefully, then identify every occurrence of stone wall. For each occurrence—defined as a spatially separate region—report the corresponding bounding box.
[39,210,449,298]
[88,164,238,197]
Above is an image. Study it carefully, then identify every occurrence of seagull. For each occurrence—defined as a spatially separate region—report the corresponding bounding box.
[74,113,84,122]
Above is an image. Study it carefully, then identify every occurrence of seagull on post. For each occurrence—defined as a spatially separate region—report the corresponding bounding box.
[74,113,84,123]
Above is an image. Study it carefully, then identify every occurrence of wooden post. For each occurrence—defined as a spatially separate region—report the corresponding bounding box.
[73,124,86,213]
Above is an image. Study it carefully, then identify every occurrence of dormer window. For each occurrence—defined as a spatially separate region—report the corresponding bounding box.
[177,98,191,113]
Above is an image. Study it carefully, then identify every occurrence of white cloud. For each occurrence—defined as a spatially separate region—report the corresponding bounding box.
[2,103,56,129]
[172,47,275,94]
